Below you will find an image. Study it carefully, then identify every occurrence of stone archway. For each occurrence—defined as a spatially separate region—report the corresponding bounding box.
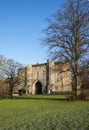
[35,81,42,94]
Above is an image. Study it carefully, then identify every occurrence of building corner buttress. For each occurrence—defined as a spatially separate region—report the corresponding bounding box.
[46,59,50,94]
[26,65,33,94]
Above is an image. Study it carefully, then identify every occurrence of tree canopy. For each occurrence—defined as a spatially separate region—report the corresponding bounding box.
[42,0,89,98]
[0,55,22,97]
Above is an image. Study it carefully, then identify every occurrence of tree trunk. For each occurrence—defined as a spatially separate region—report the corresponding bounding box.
[73,59,82,99]
[9,86,13,98]
[71,74,83,100]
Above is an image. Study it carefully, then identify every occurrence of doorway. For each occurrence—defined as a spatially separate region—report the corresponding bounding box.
[35,81,42,94]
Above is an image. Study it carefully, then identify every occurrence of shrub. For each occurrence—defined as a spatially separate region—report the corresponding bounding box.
[18,88,26,95]
[0,86,6,98]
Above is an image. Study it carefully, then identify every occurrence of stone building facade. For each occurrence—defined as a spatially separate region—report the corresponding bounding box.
[18,60,72,94]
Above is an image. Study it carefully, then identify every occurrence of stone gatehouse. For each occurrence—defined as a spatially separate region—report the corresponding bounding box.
[18,60,72,94]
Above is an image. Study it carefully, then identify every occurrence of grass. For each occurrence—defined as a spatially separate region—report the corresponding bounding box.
[0,95,89,130]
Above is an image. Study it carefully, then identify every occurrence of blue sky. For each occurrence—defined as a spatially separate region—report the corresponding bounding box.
[0,0,66,65]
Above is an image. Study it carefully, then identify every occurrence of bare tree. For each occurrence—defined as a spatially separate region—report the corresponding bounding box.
[0,55,22,98]
[42,0,89,98]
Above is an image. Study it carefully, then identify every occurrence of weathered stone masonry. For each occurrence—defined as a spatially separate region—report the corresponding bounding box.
[18,60,72,94]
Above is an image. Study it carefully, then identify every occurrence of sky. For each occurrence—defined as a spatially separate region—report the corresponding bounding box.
[0,0,66,65]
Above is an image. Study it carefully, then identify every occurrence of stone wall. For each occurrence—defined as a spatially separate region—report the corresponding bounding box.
[18,60,72,94]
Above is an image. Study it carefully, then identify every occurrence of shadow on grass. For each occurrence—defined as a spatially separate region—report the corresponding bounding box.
[13,95,67,101]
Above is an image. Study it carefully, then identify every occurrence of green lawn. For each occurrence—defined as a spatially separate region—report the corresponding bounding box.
[0,95,89,130]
